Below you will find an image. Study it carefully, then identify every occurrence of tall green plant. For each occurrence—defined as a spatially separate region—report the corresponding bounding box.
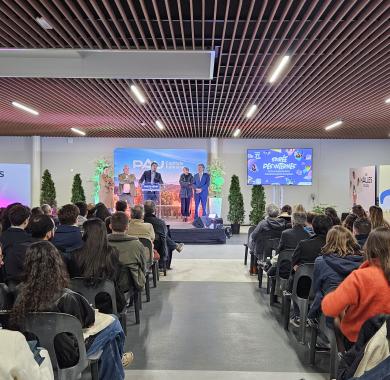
[71,173,86,203]
[208,159,225,197]
[249,185,265,225]
[40,169,57,207]
[227,175,245,224]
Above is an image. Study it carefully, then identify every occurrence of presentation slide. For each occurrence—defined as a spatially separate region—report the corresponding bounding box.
[247,149,313,186]
[0,163,31,207]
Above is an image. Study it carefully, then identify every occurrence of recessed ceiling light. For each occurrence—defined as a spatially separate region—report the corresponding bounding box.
[325,121,343,131]
[71,127,86,136]
[245,104,257,118]
[155,120,164,130]
[385,98,390,104]
[130,85,146,104]
[11,101,39,115]
[233,128,241,137]
[140,122,146,126]
[35,16,53,30]
[269,55,290,83]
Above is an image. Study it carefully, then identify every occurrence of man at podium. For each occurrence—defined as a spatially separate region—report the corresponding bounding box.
[139,162,164,202]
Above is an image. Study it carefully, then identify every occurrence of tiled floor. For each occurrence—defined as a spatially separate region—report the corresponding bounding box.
[124,231,328,379]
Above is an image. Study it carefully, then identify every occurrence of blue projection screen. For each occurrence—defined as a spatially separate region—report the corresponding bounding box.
[247,149,313,186]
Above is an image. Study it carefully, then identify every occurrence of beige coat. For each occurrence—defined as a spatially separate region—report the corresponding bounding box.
[127,219,155,243]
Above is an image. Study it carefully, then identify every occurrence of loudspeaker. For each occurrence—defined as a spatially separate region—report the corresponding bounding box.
[192,216,224,229]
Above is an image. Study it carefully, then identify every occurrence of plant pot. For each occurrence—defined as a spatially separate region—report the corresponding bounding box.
[208,197,222,217]
[231,223,240,234]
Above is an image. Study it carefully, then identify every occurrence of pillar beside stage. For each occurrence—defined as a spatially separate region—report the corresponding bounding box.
[31,135,41,207]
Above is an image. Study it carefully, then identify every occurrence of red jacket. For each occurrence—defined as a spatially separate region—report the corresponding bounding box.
[322,260,390,342]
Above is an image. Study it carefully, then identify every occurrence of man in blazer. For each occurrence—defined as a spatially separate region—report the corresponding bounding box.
[193,163,210,219]
[139,162,164,202]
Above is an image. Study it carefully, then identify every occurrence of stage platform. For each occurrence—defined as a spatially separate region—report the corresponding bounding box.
[167,220,226,245]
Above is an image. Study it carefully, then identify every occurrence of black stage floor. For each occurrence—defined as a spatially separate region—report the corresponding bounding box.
[170,227,226,244]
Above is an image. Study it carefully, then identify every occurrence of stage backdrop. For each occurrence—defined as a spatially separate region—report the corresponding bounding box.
[349,166,376,211]
[114,148,207,219]
[0,163,31,207]
[379,165,390,211]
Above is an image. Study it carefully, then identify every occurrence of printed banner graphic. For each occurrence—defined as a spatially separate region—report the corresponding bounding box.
[378,165,390,211]
[0,163,31,207]
[349,166,376,211]
[247,148,313,186]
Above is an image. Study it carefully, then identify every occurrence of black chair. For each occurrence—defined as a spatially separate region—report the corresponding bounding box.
[24,312,101,380]
[119,266,141,325]
[309,314,344,380]
[0,283,11,311]
[243,225,255,265]
[282,263,314,343]
[268,249,294,306]
[69,278,127,334]
[257,238,280,289]
[139,237,159,296]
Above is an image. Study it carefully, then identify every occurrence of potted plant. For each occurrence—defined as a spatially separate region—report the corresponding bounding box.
[71,173,86,203]
[227,175,245,234]
[208,159,225,217]
[249,185,266,225]
[40,169,57,208]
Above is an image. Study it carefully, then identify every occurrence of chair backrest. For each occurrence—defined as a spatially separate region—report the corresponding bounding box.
[69,277,118,314]
[262,238,280,261]
[139,237,154,263]
[292,263,315,300]
[246,225,256,245]
[275,249,294,278]
[0,283,10,310]
[24,312,89,380]
[255,232,281,259]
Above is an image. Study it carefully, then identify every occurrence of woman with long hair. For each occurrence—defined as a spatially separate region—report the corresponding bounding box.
[68,218,126,313]
[308,225,363,319]
[10,241,132,379]
[352,204,367,219]
[325,207,341,226]
[94,203,111,222]
[342,213,358,232]
[322,227,390,343]
[369,205,390,229]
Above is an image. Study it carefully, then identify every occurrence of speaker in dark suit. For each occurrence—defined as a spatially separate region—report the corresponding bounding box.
[139,162,164,202]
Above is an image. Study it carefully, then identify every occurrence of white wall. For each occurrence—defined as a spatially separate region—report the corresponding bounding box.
[1,136,390,222]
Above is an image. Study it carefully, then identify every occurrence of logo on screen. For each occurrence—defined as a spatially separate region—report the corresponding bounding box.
[0,171,4,177]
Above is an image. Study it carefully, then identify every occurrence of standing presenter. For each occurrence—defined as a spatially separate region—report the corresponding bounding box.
[139,161,164,202]
[193,163,210,219]
[118,164,136,206]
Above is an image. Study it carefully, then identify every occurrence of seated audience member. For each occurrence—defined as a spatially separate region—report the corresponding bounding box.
[51,204,83,254]
[41,203,59,225]
[94,203,111,222]
[144,201,184,268]
[86,203,96,219]
[0,205,31,258]
[1,203,22,232]
[11,241,132,379]
[325,207,341,225]
[5,215,55,283]
[322,227,390,345]
[304,211,316,235]
[115,200,128,213]
[127,205,155,243]
[308,225,363,320]
[268,212,311,277]
[105,216,112,234]
[25,207,44,234]
[289,215,333,326]
[342,213,358,232]
[108,212,147,289]
[68,218,125,313]
[0,243,4,283]
[279,204,292,224]
[0,329,54,380]
[75,201,88,228]
[249,204,287,254]
[293,204,306,213]
[369,205,390,229]
[352,204,368,219]
[353,218,372,247]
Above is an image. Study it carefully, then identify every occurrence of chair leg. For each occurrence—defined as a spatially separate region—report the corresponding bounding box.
[145,275,151,302]
[244,246,248,265]
[299,302,309,344]
[90,360,99,380]
[119,312,127,335]
[283,295,291,330]
[309,325,318,365]
[269,278,276,306]
[134,291,140,324]
[329,336,339,380]
[152,263,158,288]
[258,266,263,288]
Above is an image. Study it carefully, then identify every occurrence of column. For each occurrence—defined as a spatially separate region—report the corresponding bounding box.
[31,136,41,207]
[210,137,218,161]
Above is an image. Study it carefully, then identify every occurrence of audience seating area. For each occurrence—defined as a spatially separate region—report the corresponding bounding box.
[246,204,390,380]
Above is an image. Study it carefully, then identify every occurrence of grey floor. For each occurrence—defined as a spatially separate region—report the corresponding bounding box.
[124,231,328,380]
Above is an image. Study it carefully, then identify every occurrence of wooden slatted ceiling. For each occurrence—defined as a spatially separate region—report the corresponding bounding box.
[0,0,389,138]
